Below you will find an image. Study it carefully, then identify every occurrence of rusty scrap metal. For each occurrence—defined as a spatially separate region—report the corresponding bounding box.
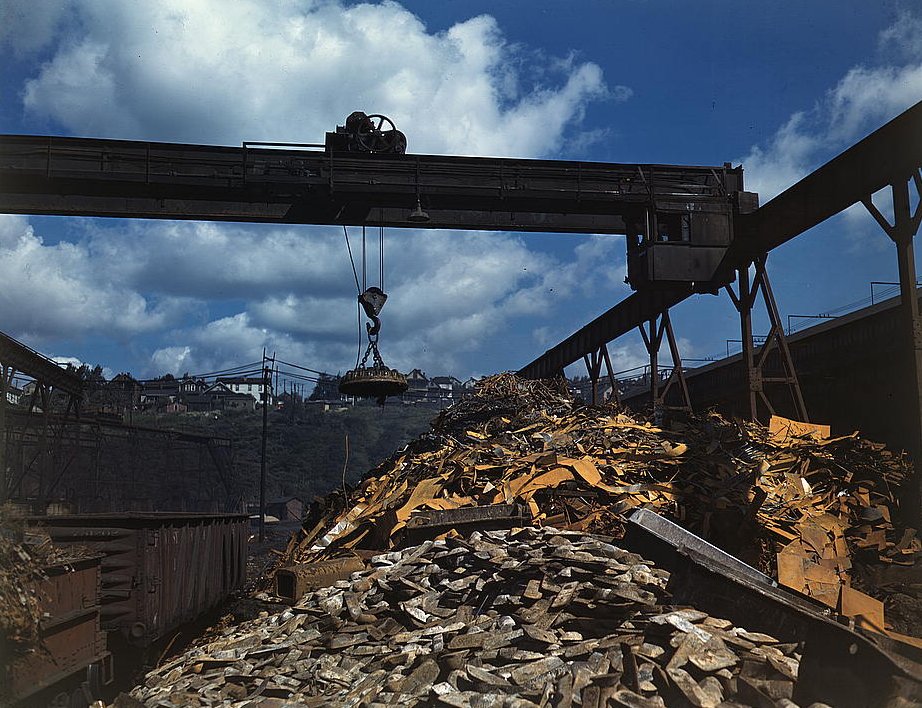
[278,373,918,643]
[624,508,922,707]
[5,556,110,704]
[275,555,366,603]
[404,503,531,546]
[0,513,110,704]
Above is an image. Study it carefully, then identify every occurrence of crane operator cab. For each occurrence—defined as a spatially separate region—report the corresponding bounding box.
[624,164,758,294]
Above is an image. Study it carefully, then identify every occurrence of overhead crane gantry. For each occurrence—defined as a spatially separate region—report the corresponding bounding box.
[0,123,755,373]
[0,121,758,405]
[1,103,921,501]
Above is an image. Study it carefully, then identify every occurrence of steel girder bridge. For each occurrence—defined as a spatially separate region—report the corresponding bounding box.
[1,102,921,504]
[0,330,239,512]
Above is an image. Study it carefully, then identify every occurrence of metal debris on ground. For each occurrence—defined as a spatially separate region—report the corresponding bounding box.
[132,527,810,707]
[279,374,917,636]
[0,510,95,653]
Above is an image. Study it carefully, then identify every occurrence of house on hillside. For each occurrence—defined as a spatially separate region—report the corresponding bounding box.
[266,496,304,522]
[109,373,142,409]
[84,372,142,415]
[403,368,429,402]
[216,376,271,405]
[140,379,181,410]
[429,375,463,400]
[183,382,257,412]
[178,376,205,395]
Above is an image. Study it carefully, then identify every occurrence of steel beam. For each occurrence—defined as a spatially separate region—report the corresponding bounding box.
[525,102,922,387]
[0,330,83,397]
[0,135,737,234]
[582,343,619,405]
[726,100,922,267]
[637,310,691,412]
[863,172,922,513]
[518,288,691,380]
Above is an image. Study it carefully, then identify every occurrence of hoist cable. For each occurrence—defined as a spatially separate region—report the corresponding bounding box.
[356,300,362,368]
[379,224,385,291]
[361,225,367,292]
[342,226,361,295]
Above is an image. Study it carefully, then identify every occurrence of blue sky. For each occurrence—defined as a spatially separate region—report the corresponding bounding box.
[0,1,920,383]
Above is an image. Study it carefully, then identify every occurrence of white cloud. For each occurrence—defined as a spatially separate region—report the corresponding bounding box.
[0,0,72,55]
[2,1,627,379]
[142,228,629,377]
[0,207,631,378]
[149,346,193,376]
[21,0,609,158]
[87,221,353,300]
[878,10,922,61]
[52,356,84,369]
[0,215,193,342]
[739,13,922,202]
[149,312,358,378]
[826,63,922,143]
[740,112,820,202]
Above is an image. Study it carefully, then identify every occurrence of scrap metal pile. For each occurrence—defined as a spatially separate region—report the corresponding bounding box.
[281,374,917,629]
[134,527,807,707]
[0,512,92,652]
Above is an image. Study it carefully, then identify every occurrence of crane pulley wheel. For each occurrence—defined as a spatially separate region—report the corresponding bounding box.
[355,114,404,153]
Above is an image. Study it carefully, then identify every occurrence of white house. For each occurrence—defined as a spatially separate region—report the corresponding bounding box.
[216,376,272,404]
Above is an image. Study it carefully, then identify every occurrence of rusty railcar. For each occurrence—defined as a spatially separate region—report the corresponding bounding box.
[31,513,247,646]
[6,555,111,706]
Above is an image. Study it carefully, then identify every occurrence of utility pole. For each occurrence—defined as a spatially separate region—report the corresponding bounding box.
[259,349,272,543]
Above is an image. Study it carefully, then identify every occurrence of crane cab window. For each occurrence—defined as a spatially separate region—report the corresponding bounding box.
[655,212,690,243]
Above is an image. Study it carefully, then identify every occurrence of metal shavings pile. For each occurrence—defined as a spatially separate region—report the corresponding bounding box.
[0,511,98,655]
[281,373,916,628]
[132,527,807,707]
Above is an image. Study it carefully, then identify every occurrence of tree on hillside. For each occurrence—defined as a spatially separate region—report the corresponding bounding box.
[310,373,341,401]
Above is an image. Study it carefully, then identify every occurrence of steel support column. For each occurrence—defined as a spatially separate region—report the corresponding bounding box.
[638,310,692,413]
[725,256,807,423]
[42,393,81,504]
[582,343,620,405]
[259,352,272,543]
[863,170,922,512]
[0,364,11,502]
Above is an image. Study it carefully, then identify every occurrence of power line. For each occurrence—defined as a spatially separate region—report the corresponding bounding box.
[274,359,329,376]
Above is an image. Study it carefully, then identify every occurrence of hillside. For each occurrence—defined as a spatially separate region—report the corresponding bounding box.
[134,403,437,506]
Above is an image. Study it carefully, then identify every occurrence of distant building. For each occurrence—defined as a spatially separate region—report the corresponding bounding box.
[83,372,143,415]
[184,382,256,412]
[178,376,205,395]
[402,368,429,403]
[266,496,304,522]
[109,373,142,409]
[405,368,429,392]
[429,376,463,399]
[216,376,271,404]
[140,379,180,409]
[4,384,22,406]
[569,377,615,404]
